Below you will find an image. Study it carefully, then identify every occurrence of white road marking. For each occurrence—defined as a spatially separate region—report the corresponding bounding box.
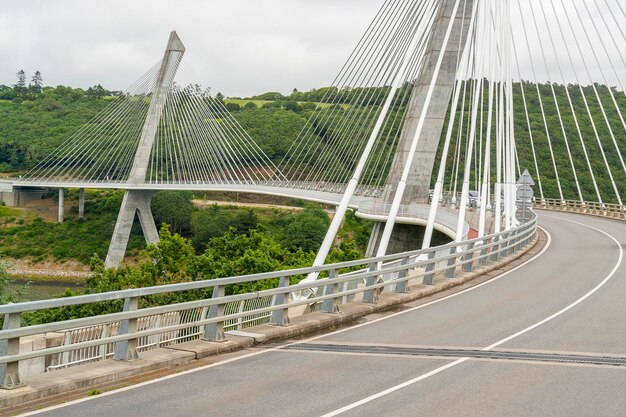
[319,216,623,417]
[19,224,552,416]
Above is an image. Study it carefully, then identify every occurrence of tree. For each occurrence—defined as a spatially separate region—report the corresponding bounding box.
[144,225,195,276]
[190,206,229,250]
[30,71,43,94]
[243,101,257,110]
[301,102,317,112]
[86,84,106,99]
[215,92,225,104]
[14,70,26,97]
[151,191,195,234]
[261,101,281,109]
[225,102,241,112]
[284,100,301,113]
[249,91,286,101]
[282,208,330,252]
[231,209,258,235]
[0,84,15,100]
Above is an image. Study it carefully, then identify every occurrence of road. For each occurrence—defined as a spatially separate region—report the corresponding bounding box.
[22,211,626,417]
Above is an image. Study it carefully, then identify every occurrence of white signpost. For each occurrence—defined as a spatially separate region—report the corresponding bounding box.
[516,169,535,222]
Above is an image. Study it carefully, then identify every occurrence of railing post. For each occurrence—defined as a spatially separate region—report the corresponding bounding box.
[517,228,525,252]
[445,247,457,278]
[270,277,291,326]
[113,296,139,361]
[462,242,475,272]
[423,251,436,285]
[479,238,490,267]
[507,230,519,255]
[395,256,410,294]
[236,300,246,329]
[203,285,226,342]
[491,233,506,262]
[322,269,340,313]
[198,306,209,336]
[0,312,23,389]
[362,262,379,303]
[100,324,111,360]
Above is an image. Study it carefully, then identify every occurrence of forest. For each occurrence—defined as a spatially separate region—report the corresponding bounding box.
[0,71,624,312]
[1,75,625,204]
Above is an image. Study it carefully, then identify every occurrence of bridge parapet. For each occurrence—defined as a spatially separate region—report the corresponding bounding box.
[356,199,470,241]
[535,199,626,222]
[0,213,537,389]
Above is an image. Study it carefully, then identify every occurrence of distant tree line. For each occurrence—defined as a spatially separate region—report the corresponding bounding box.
[0,71,122,172]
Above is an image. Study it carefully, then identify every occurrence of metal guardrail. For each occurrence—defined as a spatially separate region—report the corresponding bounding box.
[535,199,626,222]
[357,200,470,238]
[0,213,537,389]
[2,178,384,198]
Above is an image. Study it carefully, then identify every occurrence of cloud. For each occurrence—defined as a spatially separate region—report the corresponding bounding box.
[1,0,624,96]
[0,0,382,96]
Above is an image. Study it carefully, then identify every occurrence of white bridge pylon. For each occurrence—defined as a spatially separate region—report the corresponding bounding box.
[304,0,626,278]
[21,32,283,186]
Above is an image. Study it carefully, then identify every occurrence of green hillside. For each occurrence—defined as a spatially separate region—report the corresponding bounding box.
[0,81,624,203]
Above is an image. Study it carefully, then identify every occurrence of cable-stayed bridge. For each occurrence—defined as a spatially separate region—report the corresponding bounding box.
[1,0,625,268]
[1,0,626,414]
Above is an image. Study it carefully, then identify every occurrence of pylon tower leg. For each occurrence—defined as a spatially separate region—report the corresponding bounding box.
[105,31,185,268]
[105,190,159,268]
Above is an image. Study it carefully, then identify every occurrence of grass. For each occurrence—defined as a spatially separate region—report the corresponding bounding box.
[0,205,35,226]
[0,205,23,218]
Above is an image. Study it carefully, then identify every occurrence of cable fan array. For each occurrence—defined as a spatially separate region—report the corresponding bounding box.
[146,67,283,184]
[438,0,626,210]
[22,64,282,184]
[22,61,162,183]
[277,0,446,194]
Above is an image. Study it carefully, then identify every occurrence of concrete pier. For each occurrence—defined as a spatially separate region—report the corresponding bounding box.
[57,188,64,224]
[78,188,85,219]
[105,190,159,268]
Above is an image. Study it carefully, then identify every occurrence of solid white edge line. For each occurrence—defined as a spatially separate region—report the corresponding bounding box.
[19,223,552,416]
[318,215,623,417]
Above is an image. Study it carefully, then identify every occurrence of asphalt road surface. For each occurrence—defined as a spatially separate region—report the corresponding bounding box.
[23,211,626,417]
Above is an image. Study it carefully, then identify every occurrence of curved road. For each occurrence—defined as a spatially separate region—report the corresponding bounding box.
[22,211,626,417]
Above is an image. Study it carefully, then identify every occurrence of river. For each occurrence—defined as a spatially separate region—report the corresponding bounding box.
[7,278,84,301]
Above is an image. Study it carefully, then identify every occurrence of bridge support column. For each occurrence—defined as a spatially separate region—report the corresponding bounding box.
[78,188,85,219]
[105,190,159,268]
[57,188,64,224]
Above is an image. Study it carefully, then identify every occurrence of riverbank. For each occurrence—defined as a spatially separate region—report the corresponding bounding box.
[4,257,92,283]
[6,268,91,282]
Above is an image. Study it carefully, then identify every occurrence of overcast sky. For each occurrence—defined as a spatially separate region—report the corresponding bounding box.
[1,0,624,97]
[0,0,383,97]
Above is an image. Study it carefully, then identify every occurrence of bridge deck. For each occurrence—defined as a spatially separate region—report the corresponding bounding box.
[1,180,469,237]
[23,211,626,417]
